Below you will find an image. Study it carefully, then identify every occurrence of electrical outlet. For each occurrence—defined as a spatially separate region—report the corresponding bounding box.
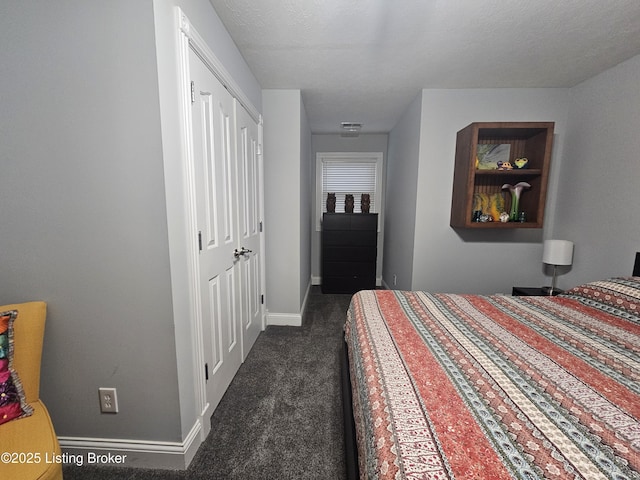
[98,387,118,413]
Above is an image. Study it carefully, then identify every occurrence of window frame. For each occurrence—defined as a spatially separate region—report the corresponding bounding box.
[315,152,383,231]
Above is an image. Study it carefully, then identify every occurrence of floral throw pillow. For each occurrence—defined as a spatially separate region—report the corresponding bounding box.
[0,310,33,424]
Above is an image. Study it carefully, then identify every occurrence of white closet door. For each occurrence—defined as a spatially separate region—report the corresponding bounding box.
[190,47,242,414]
[235,101,263,359]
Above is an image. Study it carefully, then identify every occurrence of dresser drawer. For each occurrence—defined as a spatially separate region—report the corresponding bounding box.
[323,230,377,247]
[323,246,377,263]
[322,213,378,231]
[321,275,376,294]
[323,261,376,277]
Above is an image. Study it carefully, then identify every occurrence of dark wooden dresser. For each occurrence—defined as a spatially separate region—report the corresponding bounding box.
[321,213,378,294]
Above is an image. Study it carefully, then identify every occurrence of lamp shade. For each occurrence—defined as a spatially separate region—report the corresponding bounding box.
[543,240,574,266]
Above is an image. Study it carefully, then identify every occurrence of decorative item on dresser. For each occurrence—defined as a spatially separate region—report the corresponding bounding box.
[344,194,354,213]
[360,194,370,213]
[321,213,377,294]
[326,192,336,213]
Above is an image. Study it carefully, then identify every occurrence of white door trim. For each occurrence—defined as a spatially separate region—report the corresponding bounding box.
[177,8,260,124]
[175,7,264,441]
[176,8,207,438]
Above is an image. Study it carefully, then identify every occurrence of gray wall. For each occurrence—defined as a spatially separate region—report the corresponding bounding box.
[300,101,312,306]
[383,93,423,290]
[263,90,312,319]
[0,1,180,441]
[385,58,640,294]
[552,54,640,284]
[385,88,571,294]
[413,89,571,294]
[311,134,389,283]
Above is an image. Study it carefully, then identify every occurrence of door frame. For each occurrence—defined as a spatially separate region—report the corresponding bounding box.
[176,8,265,440]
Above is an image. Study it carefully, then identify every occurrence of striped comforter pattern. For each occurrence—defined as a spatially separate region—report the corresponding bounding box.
[345,279,640,479]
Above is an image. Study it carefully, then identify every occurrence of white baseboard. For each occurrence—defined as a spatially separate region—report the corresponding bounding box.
[265,279,310,327]
[58,421,201,470]
[266,312,302,326]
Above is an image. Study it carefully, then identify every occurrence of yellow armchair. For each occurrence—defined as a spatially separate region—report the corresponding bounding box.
[0,302,63,480]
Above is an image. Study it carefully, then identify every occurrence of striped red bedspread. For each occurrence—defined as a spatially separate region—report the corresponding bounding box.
[344,277,640,480]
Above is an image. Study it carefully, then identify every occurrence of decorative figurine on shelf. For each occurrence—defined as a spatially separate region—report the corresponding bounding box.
[514,157,529,169]
[361,194,371,213]
[326,193,336,213]
[497,161,513,170]
[502,182,531,222]
[499,211,510,223]
[345,194,354,213]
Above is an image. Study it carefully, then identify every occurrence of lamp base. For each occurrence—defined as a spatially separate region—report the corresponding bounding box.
[541,286,565,296]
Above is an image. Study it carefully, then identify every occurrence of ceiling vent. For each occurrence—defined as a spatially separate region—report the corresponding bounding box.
[340,122,362,137]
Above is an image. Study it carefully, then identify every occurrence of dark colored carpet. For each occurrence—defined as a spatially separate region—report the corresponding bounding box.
[62,287,353,479]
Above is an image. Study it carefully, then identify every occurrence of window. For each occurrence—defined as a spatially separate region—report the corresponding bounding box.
[316,152,383,230]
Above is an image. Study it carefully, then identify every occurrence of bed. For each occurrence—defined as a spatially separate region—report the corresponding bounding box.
[342,266,640,479]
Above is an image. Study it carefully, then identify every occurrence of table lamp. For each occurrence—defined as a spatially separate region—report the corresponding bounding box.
[542,240,574,295]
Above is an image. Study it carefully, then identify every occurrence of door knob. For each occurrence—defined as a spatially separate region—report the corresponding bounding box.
[233,247,252,258]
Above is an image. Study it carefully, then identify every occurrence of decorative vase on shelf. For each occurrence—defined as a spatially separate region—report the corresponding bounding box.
[502,182,530,221]
[345,194,354,213]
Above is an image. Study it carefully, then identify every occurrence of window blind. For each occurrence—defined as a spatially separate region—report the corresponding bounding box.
[321,161,377,213]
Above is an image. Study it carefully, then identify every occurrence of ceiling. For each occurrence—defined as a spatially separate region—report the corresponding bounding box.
[209,0,640,134]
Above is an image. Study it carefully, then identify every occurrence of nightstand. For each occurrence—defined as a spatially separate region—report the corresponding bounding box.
[512,286,564,296]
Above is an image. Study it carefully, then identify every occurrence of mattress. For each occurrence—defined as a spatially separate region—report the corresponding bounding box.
[344,277,640,479]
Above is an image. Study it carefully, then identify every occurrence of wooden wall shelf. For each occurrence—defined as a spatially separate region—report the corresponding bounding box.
[450,122,554,229]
